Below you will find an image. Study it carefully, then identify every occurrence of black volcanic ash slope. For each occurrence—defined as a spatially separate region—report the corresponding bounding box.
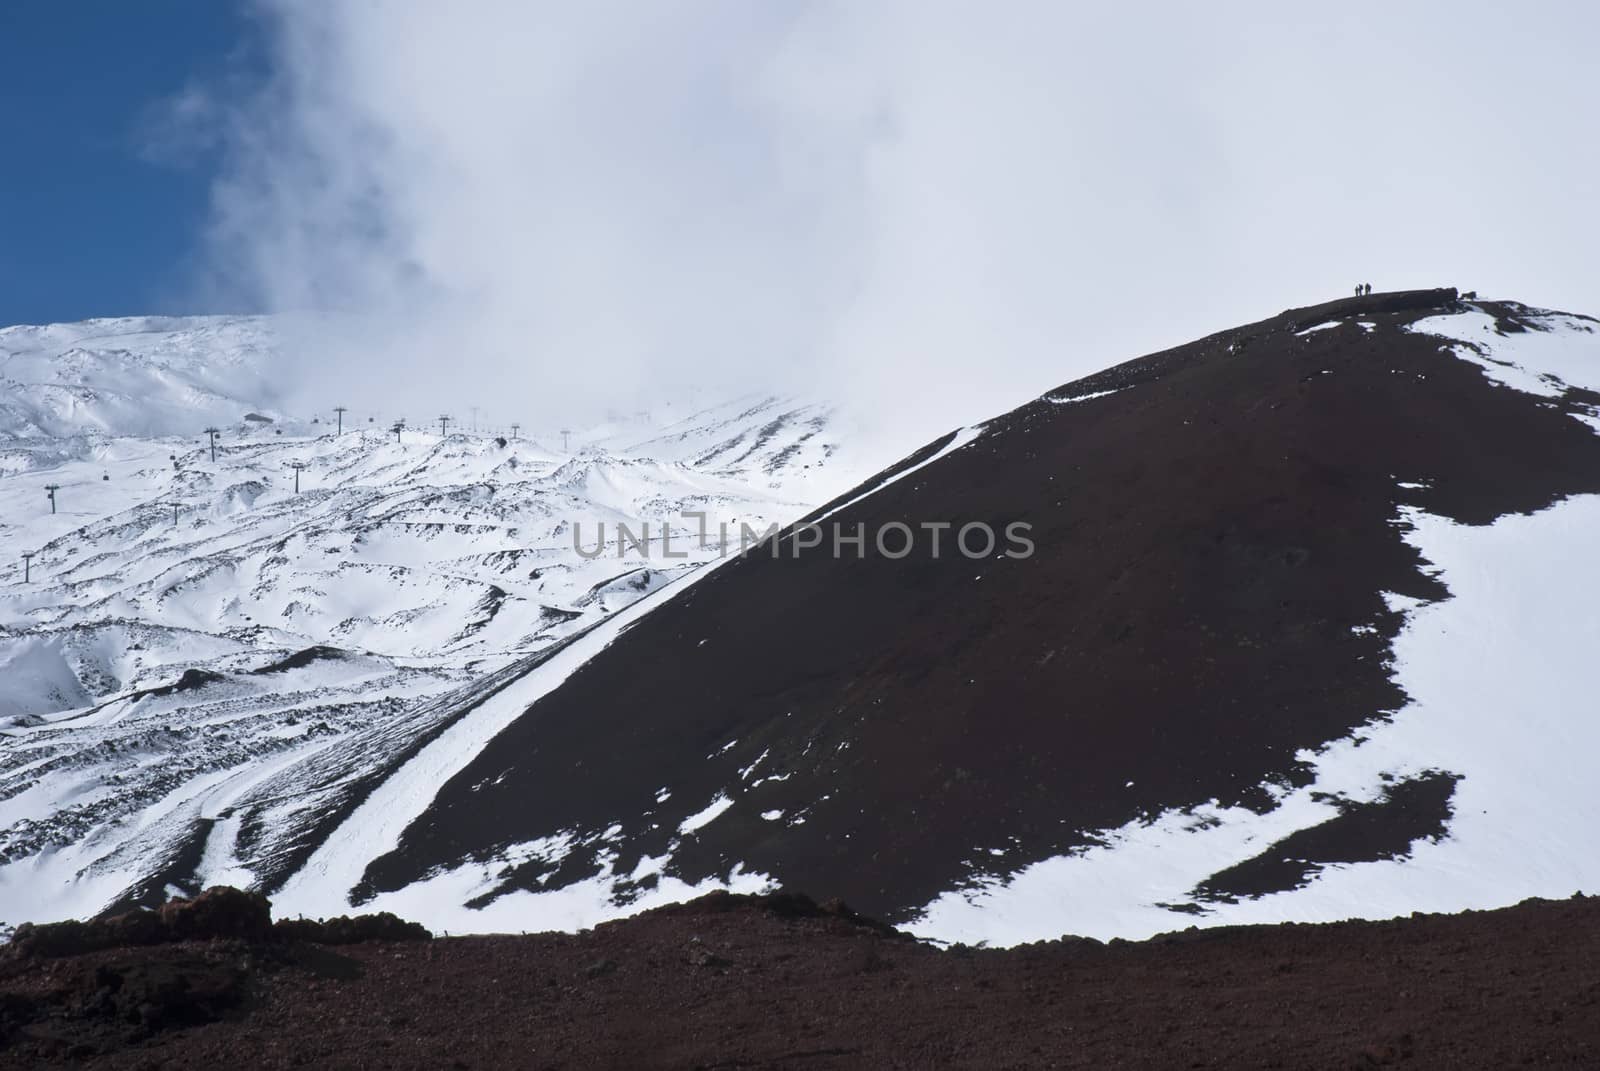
[356,290,1600,921]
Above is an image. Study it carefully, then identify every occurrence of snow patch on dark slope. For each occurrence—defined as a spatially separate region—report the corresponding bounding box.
[323,290,1600,943]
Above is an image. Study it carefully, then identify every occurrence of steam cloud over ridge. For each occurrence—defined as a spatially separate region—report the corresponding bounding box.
[196,1,1600,441]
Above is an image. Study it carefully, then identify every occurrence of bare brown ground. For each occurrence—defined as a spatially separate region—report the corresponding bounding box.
[4,890,1598,1069]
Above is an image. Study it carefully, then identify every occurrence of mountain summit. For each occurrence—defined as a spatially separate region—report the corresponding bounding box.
[321,289,1600,943]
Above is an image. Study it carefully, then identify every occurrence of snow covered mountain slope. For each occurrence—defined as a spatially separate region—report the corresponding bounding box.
[0,316,282,447]
[0,317,868,926]
[265,289,1600,945]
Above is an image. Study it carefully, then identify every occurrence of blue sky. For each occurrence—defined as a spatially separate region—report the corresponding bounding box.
[0,2,263,325]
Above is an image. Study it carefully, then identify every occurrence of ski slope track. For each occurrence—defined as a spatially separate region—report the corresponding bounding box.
[332,290,1600,945]
[0,316,866,928]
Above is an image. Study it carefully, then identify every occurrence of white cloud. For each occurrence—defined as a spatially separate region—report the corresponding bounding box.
[202,0,1600,445]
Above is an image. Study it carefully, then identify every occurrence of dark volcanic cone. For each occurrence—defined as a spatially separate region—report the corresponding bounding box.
[351,289,1600,930]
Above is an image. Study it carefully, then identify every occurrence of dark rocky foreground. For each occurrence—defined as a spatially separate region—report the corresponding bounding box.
[3,887,1598,1069]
